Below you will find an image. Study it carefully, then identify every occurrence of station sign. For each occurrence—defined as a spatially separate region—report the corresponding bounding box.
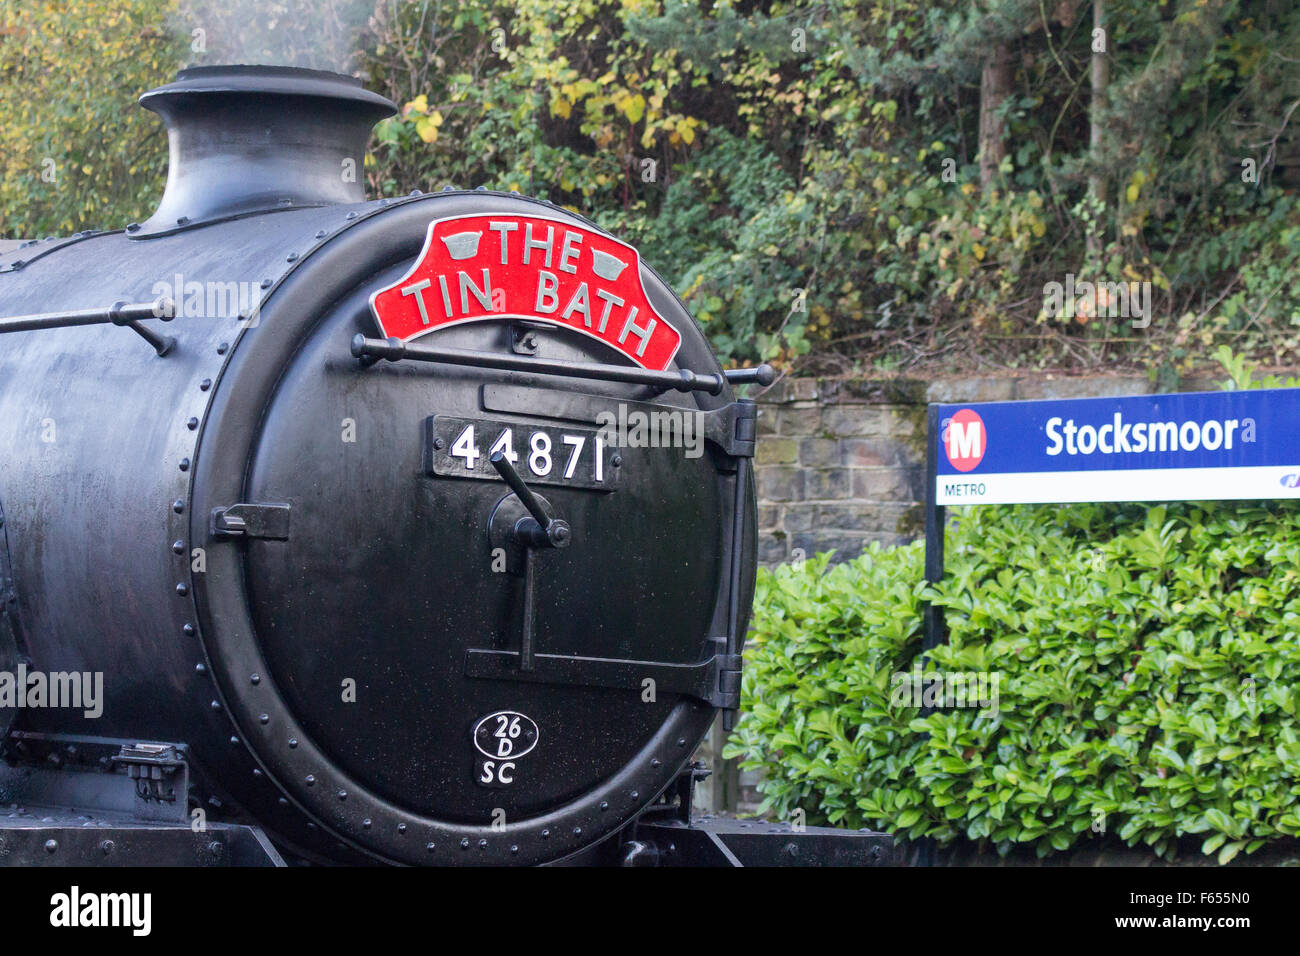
[934,388,1300,505]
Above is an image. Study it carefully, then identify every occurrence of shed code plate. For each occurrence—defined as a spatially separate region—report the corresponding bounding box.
[425,415,619,491]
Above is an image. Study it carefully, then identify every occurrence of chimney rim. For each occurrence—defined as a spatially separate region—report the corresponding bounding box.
[139,64,397,118]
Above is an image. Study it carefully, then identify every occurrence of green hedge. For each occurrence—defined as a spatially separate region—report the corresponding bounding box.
[725,501,1300,861]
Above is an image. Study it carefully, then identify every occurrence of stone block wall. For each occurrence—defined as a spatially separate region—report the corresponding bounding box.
[753,373,1222,565]
[754,378,927,564]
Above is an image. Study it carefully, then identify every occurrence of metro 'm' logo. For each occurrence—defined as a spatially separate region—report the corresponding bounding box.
[368,213,682,371]
[944,408,986,472]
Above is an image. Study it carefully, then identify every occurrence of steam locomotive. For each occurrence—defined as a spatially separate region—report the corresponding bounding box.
[0,66,891,866]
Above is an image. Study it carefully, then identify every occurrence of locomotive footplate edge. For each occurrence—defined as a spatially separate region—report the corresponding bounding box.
[557,764,898,867]
[0,733,285,866]
[0,812,285,867]
[624,816,897,867]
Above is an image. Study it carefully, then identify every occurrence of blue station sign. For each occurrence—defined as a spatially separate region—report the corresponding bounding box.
[934,388,1300,505]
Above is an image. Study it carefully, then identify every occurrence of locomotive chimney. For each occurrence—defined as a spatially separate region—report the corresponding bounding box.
[136,65,397,234]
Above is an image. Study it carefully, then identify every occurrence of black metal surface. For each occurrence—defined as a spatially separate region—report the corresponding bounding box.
[462,638,743,709]
[353,333,738,394]
[189,192,742,863]
[0,812,284,867]
[479,384,760,459]
[210,502,292,540]
[555,765,897,867]
[0,298,177,354]
[630,816,897,867]
[0,298,174,334]
[137,66,396,235]
[723,365,778,387]
[923,404,947,652]
[0,65,776,866]
[0,499,20,742]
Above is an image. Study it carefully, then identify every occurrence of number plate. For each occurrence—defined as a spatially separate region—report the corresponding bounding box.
[425,416,619,491]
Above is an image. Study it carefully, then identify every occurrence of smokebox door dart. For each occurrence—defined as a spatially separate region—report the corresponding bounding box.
[0,63,889,868]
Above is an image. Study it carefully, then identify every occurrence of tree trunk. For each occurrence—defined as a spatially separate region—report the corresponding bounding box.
[979,43,1013,191]
[1088,0,1110,252]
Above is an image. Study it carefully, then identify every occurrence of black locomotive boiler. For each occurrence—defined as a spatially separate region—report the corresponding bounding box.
[0,66,890,866]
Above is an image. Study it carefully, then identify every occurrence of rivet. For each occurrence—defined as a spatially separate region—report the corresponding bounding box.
[208,841,223,856]
[258,713,269,724]
[652,759,661,768]
[427,842,436,853]
[217,342,229,354]
[573,827,581,836]
[288,738,298,749]
[44,839,57,854]
[346,211,358,220]
[172,540,185,554]
[187,417,199,430]
[179,458,190,472]
[630,791,639,800]
[432,437,446,450]
[460,838,470,849]
[612,455,623,467]
[175,583,188,596]
[279,798,289,806]
[253,768,262,777]
[478,839,487,849]
[315,230,327,239]
[229,736,239,745]
[126,223,140,233]
[599,801,608,811]
[541,829,550,839]
[195,663,205,673]
[210,700,221,710]
[338,790,347,801]
[677,738,686,747]
[250,673,261,685]
[305,774,315,786]
[101,840,114,855]
[177,216,190,226]
[410,189,422,196]
[363,818,372,829]
[286,253,298,263]
[183,624,196,636]
[398,823,407,834]
[510,845,519,854]
[173,499,185,514]
[200,379,212,391]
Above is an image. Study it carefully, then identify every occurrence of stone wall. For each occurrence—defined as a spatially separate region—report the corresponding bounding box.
[753,372,1222,565]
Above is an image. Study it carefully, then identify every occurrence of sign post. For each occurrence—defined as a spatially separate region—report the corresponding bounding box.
[923,387,1300,648]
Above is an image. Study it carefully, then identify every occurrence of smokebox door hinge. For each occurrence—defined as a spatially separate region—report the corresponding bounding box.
[210,503,291,540]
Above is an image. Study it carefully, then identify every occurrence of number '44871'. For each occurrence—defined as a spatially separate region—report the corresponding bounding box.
[449,423,604,483]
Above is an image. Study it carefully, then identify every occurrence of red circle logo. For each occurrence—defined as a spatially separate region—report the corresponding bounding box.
[944,408,986,472]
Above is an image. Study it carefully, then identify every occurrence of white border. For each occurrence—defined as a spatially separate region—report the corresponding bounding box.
[936,465,1300,505]
[471,710,540,760]
[367,212,683,370]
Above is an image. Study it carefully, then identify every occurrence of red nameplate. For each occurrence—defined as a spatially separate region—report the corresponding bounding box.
[369,213,682,371]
